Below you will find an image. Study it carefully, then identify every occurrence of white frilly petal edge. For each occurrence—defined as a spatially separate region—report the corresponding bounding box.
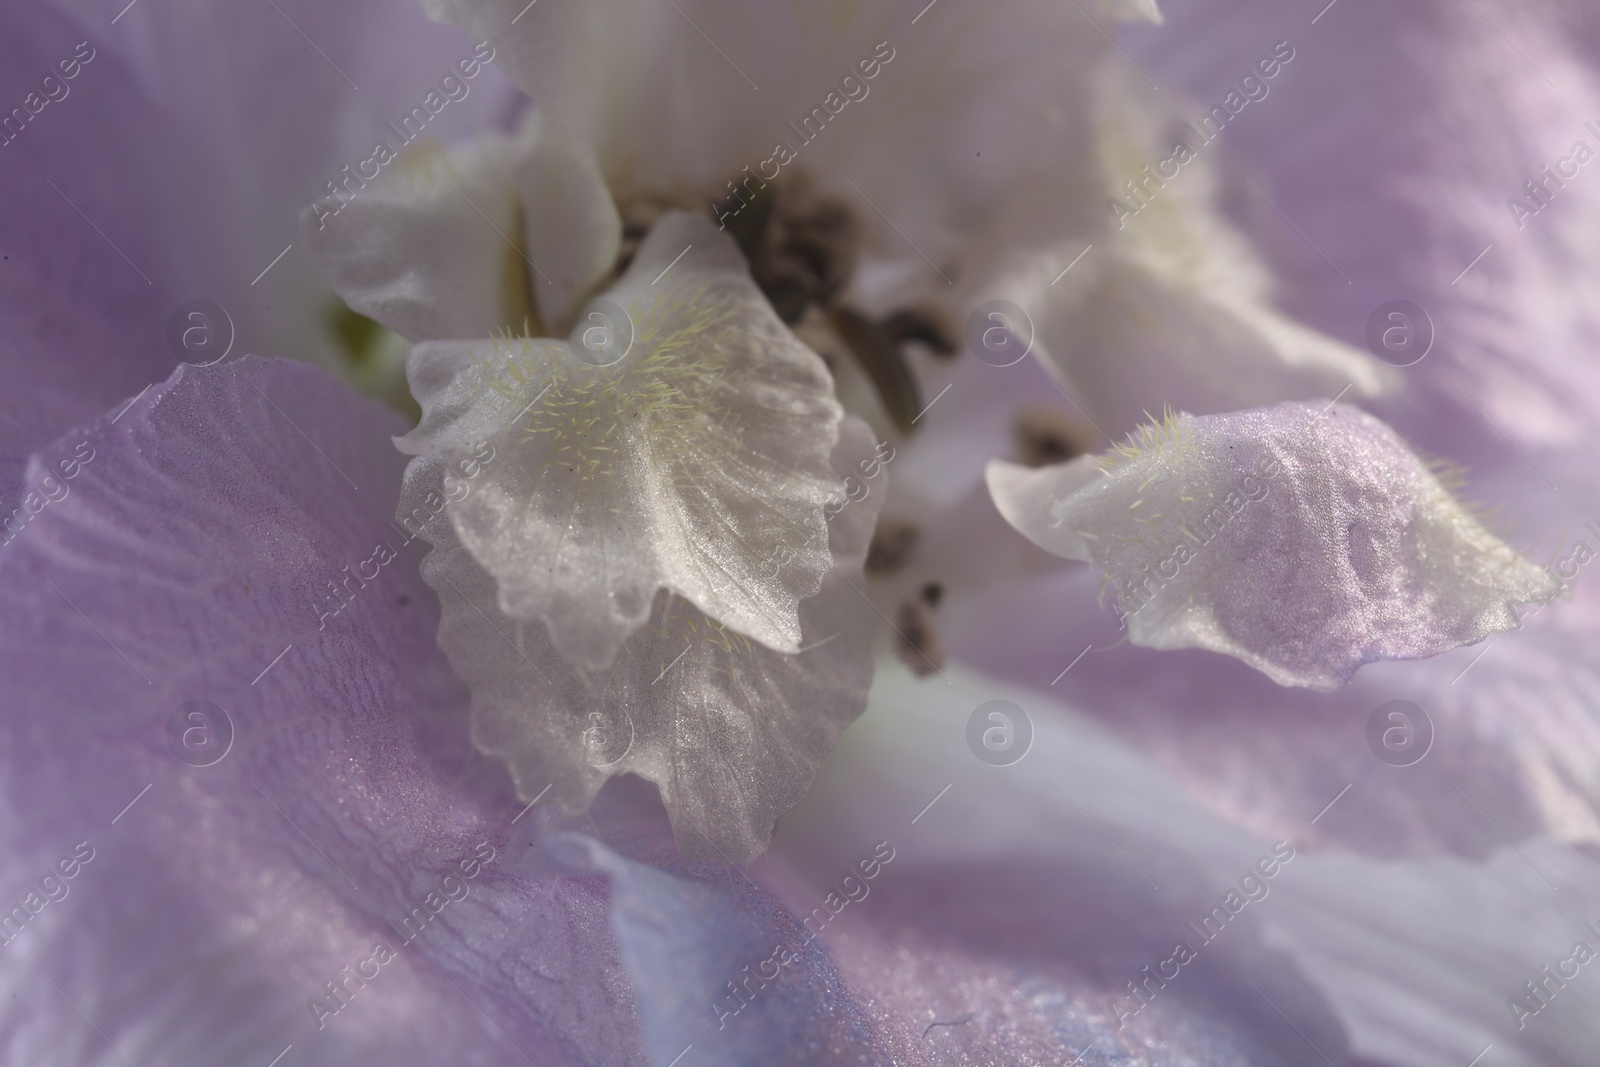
[413,415,883,863]
[394,211,846,670]
[985,401,1560,689]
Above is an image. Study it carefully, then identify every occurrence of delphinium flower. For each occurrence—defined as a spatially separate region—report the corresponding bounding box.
[3,2,1600,1067]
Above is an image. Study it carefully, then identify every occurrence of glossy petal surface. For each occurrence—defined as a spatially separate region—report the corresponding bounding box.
[397,212,845,668]
[424,418,883,863]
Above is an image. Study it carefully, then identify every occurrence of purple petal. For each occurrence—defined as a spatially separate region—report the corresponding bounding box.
[551,834,901,1065]
[0,7,185,500]
[926,494,1600,859]
[1,0,521,502]
[775,658,1600,1066]
[768,662,1352,1066]
[0,356,656,1064]
[987,402,1557,690]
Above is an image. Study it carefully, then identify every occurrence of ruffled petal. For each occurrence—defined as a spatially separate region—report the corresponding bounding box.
[987,401,1559,689]
[424,417,883,863]
[397,211,845,668]
[913,481,1600,859]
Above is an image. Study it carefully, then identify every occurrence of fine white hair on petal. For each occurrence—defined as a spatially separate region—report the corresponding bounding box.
[419,416,883,864]
[396,210,845,670]
[986,401,1561,690]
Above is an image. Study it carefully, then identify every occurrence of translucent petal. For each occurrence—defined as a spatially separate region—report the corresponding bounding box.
[397,211,846,668]
[986,401,1561,689]
[419,417,883,863]
[1265,838,1600,1067]
[303,110,622,346]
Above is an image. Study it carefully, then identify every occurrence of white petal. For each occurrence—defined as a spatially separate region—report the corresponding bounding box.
[304,114,621,344]
[986,402,1561,689]
[301,135,522,341]
[397,211,845,668]
[423,417,883,863]
[512,112,622,333]
[430,0,1157,311]
[966,64,1396,441]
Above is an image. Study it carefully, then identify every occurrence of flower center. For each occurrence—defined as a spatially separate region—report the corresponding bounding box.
[611,171,956,433]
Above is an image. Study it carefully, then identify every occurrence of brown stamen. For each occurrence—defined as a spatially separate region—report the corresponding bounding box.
[1014,404,1094,467]
[866,517,920,573]
[895,585,946,677]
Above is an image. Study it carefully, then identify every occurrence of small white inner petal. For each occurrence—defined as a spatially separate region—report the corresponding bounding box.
[397,211,845,671]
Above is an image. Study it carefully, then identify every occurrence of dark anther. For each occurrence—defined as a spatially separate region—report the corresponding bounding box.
[1013,404,1094,467]
[735,175,862,323]
[882,307,956,357]
[895,594,946,678]
[723,181,777,263]
[866,517,920,573]
[832,305,922,433]
[717,174,937,432]
[615,196,676,276]
[762,278,813,324]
